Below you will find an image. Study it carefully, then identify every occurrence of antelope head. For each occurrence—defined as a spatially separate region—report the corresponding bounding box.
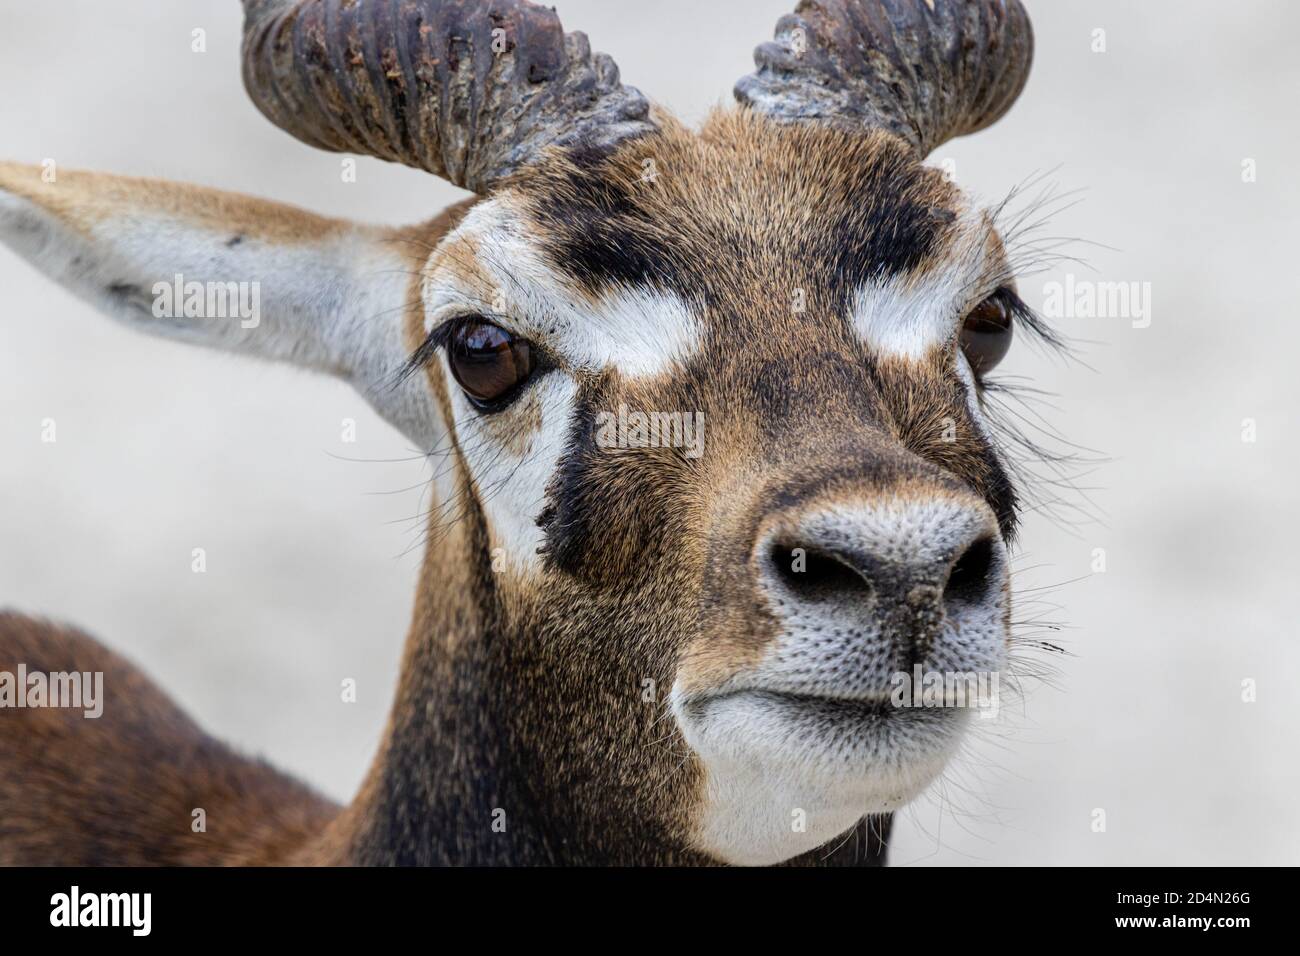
[0,0,1038,865]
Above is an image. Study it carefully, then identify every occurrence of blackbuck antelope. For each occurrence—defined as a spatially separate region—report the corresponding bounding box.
[0,0,1049,866]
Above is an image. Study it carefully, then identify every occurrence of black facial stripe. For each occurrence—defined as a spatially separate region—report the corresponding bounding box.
[535,384,605,574]
[981,442,1019,542]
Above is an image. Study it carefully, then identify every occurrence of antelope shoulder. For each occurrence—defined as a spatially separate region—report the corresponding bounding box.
[0,611,337,866]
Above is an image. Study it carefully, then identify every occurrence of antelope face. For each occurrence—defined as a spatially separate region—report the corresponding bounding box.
[415,111,1024,863]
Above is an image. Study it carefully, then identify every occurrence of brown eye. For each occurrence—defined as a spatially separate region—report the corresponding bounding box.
[446,319,536,408]
[960,292,1014,375]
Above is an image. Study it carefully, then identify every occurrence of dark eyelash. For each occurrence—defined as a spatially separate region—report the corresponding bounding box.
[396,307,530,388]
[394,323,452,387]
[989,285,1067,355]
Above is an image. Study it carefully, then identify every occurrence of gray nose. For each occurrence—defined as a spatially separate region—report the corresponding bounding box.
[758,496,1006,667]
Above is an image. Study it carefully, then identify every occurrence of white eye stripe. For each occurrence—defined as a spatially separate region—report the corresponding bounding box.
[850,206,1004,361]
[575,284,701,378]
[450,371,579,573]
[424,196,703,379]
[851,272,965,360]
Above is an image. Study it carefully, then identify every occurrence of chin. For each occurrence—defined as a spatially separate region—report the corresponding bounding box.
[673,687,971,866]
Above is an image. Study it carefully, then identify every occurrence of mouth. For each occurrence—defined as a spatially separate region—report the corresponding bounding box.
[686,687,897,721]
[675,684,970,781]
[672,683,972,865]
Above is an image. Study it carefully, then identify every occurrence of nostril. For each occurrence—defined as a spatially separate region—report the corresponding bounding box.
[767,540,871,602]
[943,535,998,606]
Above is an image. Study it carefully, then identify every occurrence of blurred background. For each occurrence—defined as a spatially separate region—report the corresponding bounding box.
[1,0,1296,864]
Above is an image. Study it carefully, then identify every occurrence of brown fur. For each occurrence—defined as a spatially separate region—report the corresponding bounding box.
[0,612,337,865]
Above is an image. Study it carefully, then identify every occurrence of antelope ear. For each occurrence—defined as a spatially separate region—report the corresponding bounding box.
[0,161,439,447]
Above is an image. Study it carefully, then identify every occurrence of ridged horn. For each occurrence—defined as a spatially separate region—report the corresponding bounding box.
[734,0,1033,156]
[240,0,655,193]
